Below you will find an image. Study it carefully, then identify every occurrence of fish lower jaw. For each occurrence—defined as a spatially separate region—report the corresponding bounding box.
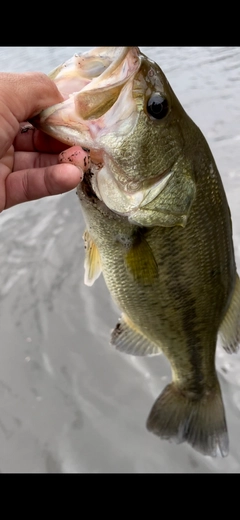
[80,165,133,223]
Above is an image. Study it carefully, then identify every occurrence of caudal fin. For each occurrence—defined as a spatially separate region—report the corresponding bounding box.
[146,381,229,457]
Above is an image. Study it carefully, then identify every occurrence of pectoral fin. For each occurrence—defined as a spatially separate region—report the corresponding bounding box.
[124,235,158,285]
[83,230,102,286]
[111,314,161,356]
[218,274,240,353]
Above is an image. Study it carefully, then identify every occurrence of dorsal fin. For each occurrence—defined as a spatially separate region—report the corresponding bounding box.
[218,274,240,353]
[83,230,102,286]
[111,314,161,356]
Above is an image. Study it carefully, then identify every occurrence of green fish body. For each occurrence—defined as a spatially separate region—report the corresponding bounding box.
[33,46,240,457]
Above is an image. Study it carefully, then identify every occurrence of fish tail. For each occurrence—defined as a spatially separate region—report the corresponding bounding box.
[146,380,229,457]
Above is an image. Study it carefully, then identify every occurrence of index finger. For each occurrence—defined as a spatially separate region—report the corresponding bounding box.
[0,72,63,122]
[0,72,64,157]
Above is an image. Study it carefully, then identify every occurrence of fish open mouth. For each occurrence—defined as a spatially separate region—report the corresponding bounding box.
[31,46,144,209]
[32,46,176,223]
[32,46,141,149]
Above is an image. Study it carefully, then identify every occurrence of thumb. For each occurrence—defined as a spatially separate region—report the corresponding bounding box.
[0,72,63,157]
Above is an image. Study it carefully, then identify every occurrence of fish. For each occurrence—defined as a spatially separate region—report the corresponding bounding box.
[32,46,240,457]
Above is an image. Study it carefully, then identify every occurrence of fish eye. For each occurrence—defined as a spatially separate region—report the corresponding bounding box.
[147,93,169,120]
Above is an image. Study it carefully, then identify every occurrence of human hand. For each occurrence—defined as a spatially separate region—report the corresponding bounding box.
[0,72,88,212]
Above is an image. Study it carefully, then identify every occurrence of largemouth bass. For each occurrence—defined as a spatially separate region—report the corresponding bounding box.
[33,46,240,457]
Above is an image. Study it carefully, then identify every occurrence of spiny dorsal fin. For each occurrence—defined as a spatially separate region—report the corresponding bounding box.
[111,314,161,356]
[83,230,102,286]
[218,274,240,353]
[124,236,158,285]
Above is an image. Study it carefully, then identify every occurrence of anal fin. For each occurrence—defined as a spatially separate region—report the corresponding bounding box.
[83,230,102,286]
[218,274,240,353]
[111,314,161,356]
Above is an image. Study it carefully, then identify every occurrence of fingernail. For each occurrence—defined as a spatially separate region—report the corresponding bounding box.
[20,124,34,134]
